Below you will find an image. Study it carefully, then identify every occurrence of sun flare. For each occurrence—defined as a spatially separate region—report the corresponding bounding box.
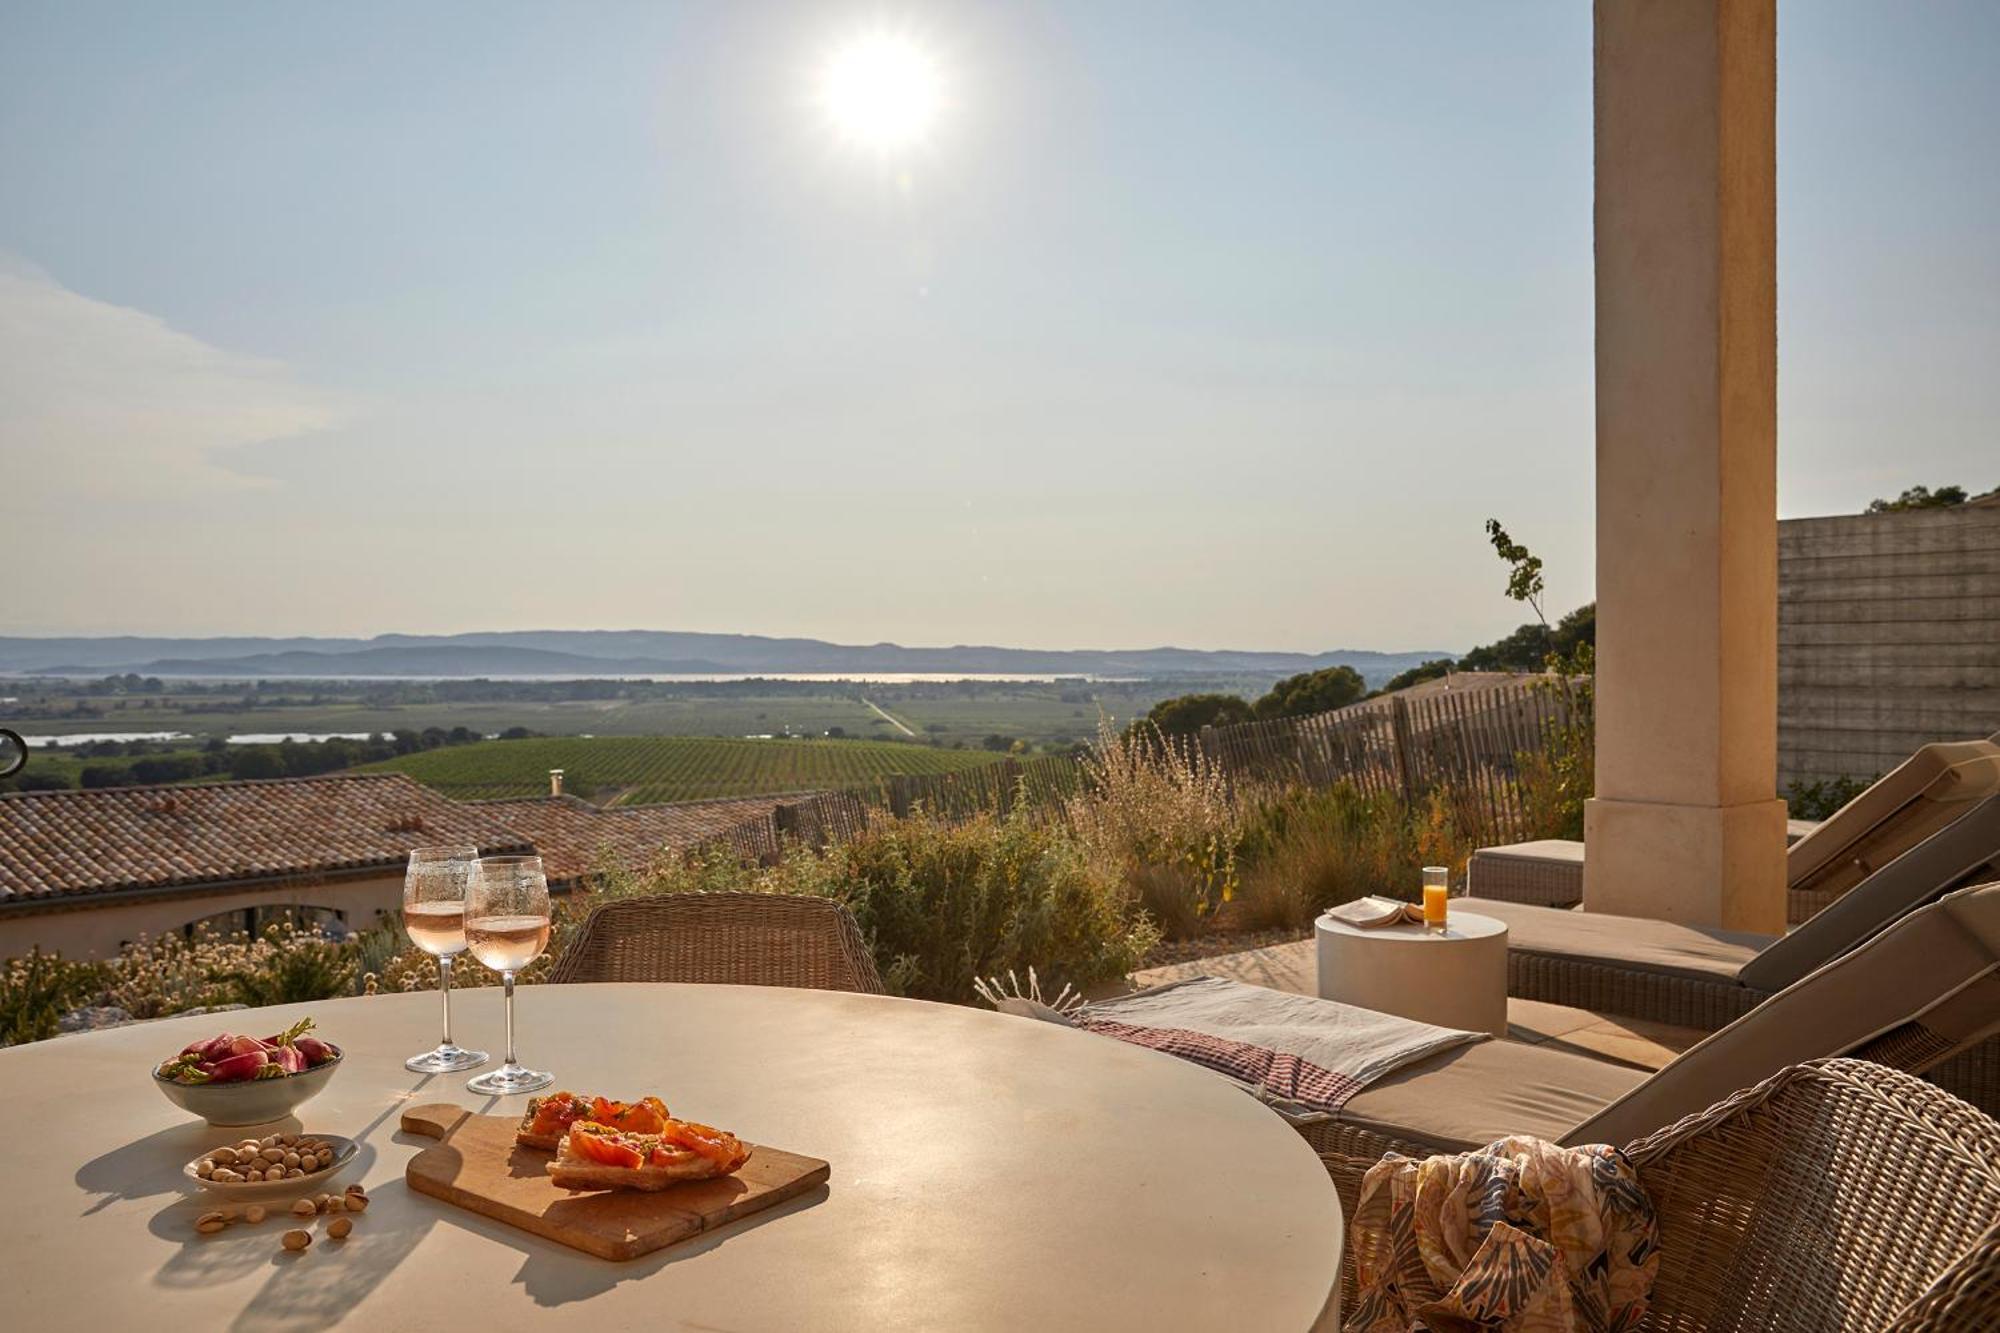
[818,34,943,151]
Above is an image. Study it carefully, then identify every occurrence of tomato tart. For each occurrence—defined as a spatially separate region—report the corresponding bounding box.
[547,1118,752,1192]
[516,1092,673,1151]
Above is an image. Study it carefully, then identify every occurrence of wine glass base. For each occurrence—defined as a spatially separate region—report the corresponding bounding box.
[466,1063,553,1096]
[406,1045,489,1073]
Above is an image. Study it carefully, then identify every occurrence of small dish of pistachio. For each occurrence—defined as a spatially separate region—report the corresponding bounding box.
[184,1131,358,1197]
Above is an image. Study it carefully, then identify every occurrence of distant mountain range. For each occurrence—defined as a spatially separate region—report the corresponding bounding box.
[0,632,1453,686]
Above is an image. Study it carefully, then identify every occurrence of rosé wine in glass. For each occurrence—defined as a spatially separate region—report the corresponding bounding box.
[464,855,554,1096]
[402,847,489,1074]
[466,914,552,973]
[404,900,468,956]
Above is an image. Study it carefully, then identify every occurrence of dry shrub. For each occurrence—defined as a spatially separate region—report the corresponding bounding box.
[592,807,1155,1002]
[1128,862,1213,940]
[1067,719,1241,939]
[1234,781,1490,930]
[1514,707,1594,841]
[379,810,1156,1005]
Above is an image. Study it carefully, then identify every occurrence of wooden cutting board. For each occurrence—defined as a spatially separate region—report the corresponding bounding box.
[400,1102,829,1261]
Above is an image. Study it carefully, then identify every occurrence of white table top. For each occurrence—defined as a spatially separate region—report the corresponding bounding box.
[2,984,1342,1332]
[1316,909,1507,944]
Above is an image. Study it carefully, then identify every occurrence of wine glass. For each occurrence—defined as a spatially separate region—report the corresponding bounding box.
[402,846,490,1073]
[464,855,554,1095]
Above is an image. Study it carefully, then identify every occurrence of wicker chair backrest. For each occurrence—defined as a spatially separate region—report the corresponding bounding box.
[547,892,886,994]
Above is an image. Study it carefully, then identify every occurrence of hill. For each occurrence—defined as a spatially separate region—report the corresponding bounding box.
[0,631,1451,687]
[361,735,1007,805]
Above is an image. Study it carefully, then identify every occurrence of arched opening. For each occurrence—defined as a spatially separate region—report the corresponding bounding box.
[182,903,352,941]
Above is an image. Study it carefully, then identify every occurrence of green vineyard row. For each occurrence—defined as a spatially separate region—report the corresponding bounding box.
[362,735,1007,804]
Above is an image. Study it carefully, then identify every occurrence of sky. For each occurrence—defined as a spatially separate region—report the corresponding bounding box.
[1,1,1994,653]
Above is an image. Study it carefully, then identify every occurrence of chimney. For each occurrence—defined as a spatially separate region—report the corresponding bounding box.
[549,769,564,797]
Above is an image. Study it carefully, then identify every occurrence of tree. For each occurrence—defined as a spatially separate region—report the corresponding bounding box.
[1252,666,1365,720]
[1144,693,1253,738]
[230,749,284,781]
[1867,484,1969,513]
[130,754,205,784]
[1379,659,1455,694]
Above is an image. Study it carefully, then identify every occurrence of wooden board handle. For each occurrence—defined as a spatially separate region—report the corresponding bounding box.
[401,1102,476,1141]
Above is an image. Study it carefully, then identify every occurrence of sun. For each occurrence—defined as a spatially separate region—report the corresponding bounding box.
[818,34,943,151]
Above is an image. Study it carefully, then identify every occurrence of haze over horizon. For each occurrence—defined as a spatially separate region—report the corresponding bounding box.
[3,2,1995,652]
[0,624,1456,664]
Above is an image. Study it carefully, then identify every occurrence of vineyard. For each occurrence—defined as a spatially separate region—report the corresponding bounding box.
[360,736,1007,804]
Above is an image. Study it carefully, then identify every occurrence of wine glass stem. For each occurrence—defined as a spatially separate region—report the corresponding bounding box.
[438,955,454,1047]
[502,970,517,1067]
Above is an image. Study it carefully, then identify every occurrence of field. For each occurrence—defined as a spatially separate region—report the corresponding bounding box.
[362,736,1008,804]
[1,679,1205,750]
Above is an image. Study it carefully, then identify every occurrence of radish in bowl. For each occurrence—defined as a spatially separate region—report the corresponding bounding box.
[152,1017,344,1127]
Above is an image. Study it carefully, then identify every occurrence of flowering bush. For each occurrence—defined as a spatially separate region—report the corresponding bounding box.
[0,923,361,1047]
[107,923,358,1019]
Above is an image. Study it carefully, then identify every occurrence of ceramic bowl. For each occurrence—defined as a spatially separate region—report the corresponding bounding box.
[152,1050,343,1127]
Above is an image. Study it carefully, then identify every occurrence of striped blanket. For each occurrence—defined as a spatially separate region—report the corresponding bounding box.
[1013,976,1489,1117]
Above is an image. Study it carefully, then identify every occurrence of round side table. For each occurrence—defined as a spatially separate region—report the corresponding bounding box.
[1315,909,1510,1037]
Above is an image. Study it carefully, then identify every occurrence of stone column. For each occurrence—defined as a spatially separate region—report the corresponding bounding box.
[1584,0,1788,933]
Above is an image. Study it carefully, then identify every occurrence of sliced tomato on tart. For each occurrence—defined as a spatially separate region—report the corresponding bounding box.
[547,1119,752,1192]
[516,1091,672,1150]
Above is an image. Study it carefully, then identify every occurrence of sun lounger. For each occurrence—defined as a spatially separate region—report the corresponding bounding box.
[1464,797,2000,1114]
[1470,736,2000,923]
[1304,882,2000,1203]
[1787,737,2000,920]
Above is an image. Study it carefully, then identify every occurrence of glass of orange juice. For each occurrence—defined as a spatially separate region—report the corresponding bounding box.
[1422,866,1450,934]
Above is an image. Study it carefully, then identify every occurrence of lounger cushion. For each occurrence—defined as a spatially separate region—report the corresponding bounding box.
[1739,795,2000,992]
[1567,882,2000,1146]
[1459,897,1772,983]
[1788,739,2000,902]
[1337,1038,1646,1154]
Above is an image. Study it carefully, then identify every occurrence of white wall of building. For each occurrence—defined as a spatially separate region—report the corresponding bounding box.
[0,873,405,960]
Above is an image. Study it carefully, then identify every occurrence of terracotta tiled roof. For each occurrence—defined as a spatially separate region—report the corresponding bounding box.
[467,793,804,882]
[0,774,533,906]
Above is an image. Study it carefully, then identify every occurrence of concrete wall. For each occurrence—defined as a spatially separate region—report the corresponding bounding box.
[0,872,404,961]
[1778,501,2000,786]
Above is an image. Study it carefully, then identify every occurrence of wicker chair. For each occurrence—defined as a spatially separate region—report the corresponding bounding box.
[548,893,885,994]
[1322,1059,2000,1331]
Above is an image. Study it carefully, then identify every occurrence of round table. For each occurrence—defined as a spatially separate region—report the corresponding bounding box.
[1,985,1342,1331]
[1316,909,1510,1037]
